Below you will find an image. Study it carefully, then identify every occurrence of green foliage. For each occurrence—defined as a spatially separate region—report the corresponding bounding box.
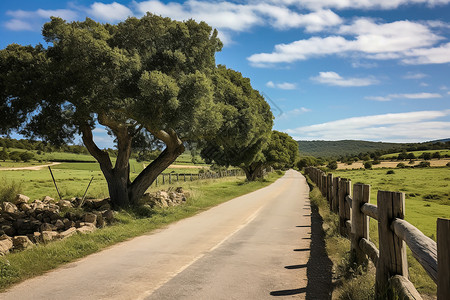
[397,162,406,168]
[0,180,22,204]
[8,151,21,162]
[386,170,395,174]
[364,161,372,169]
[264,131,299,169]
[297,156,318,170]
[19,151,34,162]
[0,148,7,161]
[327,161,338,170]
[416,161,430,168]
[199,65,273,178]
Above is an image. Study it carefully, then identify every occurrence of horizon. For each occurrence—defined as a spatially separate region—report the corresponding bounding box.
[1,0,449,148]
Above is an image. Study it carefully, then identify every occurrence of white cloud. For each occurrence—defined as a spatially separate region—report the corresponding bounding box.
[403,72,428,79]
[88,2,133,22]
[272,0,450,11]
[4,19,34,31]
[248,18,447,66]
[311,71,378,87]
[286,110,450,142]
[4,8,78,31]
[134,0,343,35]
[279,107,311,119]
[266,81,297,89]
[366,92,442,101]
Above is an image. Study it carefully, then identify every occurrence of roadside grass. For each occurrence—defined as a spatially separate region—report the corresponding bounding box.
[306,176,375,300]
[0,171,283,291]
[325,167,449,296]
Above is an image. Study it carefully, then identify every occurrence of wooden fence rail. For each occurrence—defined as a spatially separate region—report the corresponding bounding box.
[304,167,449,300]
[153,169,245,187]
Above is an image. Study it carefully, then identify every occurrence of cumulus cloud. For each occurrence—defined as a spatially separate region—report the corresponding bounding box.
[248,18,448,66]
[272,0,450,11]
[366,92,442,101]
[4,8,78,31]
[88,2,133,22]
[266,81,297,89]
[279,107,312,119]
[286,110,450,142]
[311,71,378,87]
[403,72,428,79]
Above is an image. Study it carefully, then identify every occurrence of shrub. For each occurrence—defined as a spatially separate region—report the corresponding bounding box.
[364,161,372,169]
[327,161,338,170]
[397,163,406,168]
[9,151,21,162]
[417,161,431,168]
[0,180,22,204]
[372,160,380,165]
[19,151,34,162]
[386,170,395,174]
[446,162,450,167]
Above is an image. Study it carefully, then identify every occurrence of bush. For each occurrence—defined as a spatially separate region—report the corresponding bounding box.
[19,151,34,162]
[372,160,380,165]
[0,180,22,203]
[327,161,338,170]
[447,162,450,167]
[417,161,431,168]
[386,170,395,174]
[8,151,21,162]
[364,161,372,169]
[397,163,406,168]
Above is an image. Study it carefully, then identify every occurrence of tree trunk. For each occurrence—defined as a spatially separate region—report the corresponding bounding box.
[106,169,131,208]
[242,163,264,181]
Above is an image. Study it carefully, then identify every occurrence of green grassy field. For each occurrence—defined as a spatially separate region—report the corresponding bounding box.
[381,149,450,159]
[331,167,449,295]
[0,172,284,291]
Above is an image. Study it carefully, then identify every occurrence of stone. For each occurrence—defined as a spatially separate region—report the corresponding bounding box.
[94,212,105,228]
[83,213,97,225]
[0,235,13,255]
[32,200,44,210]
[47,203,60,213]
[41,231,59,242]
[98,203,111,210]
[102,210,114,222]
[57,200,72,209]
[15,194,30,205]
[42,196,54,203]
[40,223,55,232]
[63,219,75,230]
[20,203,32,212]
[30,232,41,244]
[1,225,15,236]
[54,219,65,230]
[1,202,18,214]
[58,227,76,239]
[12,235,34,250]
[76,224,96,234]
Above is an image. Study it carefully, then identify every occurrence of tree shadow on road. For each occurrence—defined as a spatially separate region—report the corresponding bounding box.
[305,202,333,300]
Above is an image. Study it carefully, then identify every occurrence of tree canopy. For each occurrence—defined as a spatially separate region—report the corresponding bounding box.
[199,65,274,179]
[1,14,224,207]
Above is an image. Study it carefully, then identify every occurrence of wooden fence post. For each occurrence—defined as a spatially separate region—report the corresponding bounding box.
[176,174,179,182]
[332,177,340,213]
[376,191,408,298]
[437,218,450,300]
[156,176,158,187]
[321,174,327,196]
[162,174,165,185]
[351,183,370,266]
[169,173,172,184]
[327,173,333,209]
[184,174,186,182]
[190,174,193,181]
[339,178,352,236]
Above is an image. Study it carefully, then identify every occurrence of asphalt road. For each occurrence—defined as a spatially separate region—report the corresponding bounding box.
[2,169,313,300]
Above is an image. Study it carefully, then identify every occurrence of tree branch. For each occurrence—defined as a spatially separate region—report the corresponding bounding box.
[80,123,113,175]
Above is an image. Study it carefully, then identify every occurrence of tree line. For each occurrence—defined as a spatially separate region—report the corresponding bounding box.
[0,14,298,208]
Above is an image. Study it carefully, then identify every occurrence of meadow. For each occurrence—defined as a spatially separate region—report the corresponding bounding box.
[331,167,450,295]
[380,149,450,159]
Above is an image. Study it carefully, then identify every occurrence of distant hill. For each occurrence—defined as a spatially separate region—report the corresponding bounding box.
[297,140,405,158]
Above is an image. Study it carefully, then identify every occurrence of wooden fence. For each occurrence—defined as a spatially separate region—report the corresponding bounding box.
[154,169,245,186]
[305,167,449,300]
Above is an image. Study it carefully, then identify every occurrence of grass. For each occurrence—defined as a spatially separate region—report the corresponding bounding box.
[326,167,450,296]
[306,176,375,300]
[381,149,450,159]
[0,171,284,291]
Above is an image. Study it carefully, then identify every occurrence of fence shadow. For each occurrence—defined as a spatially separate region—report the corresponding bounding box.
[306,203,333,300]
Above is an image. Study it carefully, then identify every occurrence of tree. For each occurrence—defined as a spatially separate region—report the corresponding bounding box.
[9,151,21,162]
[1,14,223,207]
[297,156,318,170]
[200,65,273,181]
[19,151,34,162]
[364,161,372,169]
[406,152,416,159]
[0,147,8,161]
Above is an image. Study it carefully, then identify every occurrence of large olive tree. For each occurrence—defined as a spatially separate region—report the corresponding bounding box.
[1,14,224,207]
[200,65,274,181]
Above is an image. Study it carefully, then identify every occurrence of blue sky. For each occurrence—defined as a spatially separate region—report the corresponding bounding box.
[1,0,450,148]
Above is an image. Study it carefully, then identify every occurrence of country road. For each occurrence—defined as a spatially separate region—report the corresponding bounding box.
[1,170,331,299]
